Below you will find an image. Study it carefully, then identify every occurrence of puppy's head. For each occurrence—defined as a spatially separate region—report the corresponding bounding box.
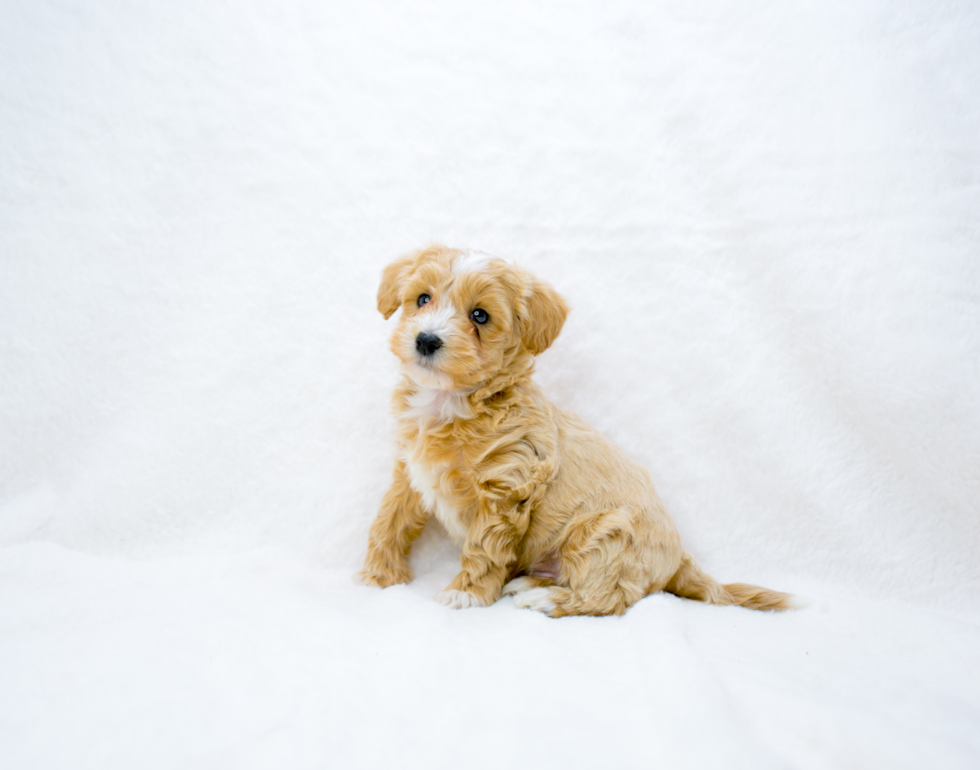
[378,245,568,391]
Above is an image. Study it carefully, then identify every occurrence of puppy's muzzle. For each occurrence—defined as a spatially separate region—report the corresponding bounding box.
[415,332,443,357]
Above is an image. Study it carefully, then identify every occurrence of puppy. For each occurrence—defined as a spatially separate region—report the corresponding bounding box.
[359,245,792,616]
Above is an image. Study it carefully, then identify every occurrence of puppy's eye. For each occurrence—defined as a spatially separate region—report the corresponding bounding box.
[417,294,431,308]
[470,308,489,324]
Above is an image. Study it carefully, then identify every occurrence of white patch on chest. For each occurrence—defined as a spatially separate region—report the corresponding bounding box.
[405,387,472,424]
[404,453,470,546]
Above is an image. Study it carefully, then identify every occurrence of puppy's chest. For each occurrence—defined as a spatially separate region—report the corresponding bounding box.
[402,446,476,546]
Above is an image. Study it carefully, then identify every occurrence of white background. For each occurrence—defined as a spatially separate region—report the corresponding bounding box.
[2,1,979,768]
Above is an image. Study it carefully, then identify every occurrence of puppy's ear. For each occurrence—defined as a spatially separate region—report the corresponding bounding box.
[377,256,414,319]
[519,274,569,355]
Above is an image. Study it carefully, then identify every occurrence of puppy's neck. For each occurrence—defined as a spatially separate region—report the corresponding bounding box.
[401,355,537,428]
[404,386,474,425]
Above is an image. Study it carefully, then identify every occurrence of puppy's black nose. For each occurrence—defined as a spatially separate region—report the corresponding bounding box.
[415,332,443,357]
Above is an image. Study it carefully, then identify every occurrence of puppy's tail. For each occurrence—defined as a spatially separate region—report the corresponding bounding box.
[664,552,795,611]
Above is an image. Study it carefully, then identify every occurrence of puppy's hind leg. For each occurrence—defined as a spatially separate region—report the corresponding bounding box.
[502,575,555,596]
[510,508,677,617]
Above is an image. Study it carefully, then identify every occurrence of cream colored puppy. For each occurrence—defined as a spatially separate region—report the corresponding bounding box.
[359,245,791,617]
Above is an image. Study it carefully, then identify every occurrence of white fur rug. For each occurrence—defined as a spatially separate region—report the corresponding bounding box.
[2,2,978,768]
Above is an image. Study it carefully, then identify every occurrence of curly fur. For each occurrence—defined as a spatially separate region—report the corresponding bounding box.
[359,245,792,617]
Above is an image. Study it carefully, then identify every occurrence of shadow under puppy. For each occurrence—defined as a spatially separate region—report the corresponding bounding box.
[359,245,792,617]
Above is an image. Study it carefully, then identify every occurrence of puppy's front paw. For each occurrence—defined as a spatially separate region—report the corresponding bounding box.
[357,565,412,588]
[434,589,486,609]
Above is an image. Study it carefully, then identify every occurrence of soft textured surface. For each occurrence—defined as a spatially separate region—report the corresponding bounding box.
[2,1,979,768]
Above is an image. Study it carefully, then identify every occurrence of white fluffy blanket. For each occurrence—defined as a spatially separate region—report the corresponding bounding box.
[2,2,978,768]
